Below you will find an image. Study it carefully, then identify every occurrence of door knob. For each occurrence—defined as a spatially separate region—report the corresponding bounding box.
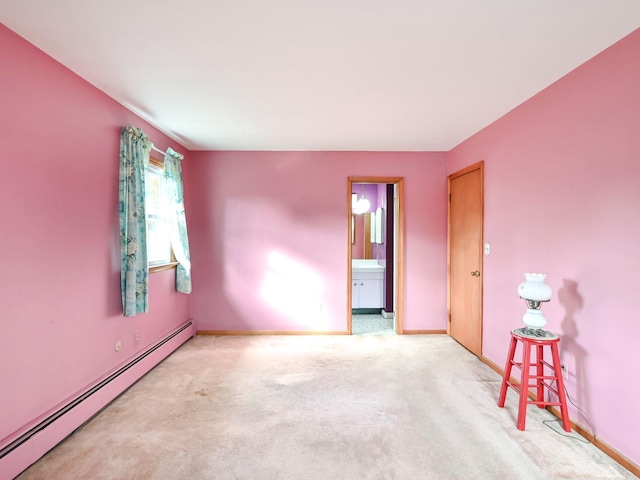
[470,270,480,277]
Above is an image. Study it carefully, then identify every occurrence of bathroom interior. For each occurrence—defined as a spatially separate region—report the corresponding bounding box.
[351,183,396,335]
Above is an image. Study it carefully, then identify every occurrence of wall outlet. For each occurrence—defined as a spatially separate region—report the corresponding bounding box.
[560,360,568,379]
[134,331,140,344]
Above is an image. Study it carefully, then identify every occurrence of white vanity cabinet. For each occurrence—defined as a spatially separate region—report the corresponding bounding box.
[352,270,384,308]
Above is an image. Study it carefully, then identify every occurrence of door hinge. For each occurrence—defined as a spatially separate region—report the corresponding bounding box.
[448,193,451,202]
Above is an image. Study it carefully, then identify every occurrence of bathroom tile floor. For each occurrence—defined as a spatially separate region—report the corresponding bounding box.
[352,314,395,335]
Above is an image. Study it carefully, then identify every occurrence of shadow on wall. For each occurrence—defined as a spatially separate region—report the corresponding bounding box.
[557,279,594,434]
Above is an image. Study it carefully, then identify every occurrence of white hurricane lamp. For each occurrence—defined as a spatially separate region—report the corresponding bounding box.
[518,273,552,331]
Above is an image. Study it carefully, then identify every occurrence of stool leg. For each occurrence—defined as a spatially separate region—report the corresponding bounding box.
[517,339,531,430]
[498,335,518,407]
[536,344,545,408]
[550,343,571,432]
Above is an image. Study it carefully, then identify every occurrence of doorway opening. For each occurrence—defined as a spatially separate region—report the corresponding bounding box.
[347,177,404,335]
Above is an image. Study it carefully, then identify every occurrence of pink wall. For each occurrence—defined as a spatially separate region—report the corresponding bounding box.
[447,28,640,466]
[0,25,190,451]
[184,151,447,333]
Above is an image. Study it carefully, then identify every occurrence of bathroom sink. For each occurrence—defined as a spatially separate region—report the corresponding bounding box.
[351,261,385,273]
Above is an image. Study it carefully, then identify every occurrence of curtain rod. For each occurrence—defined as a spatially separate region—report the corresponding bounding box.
[151,145,183,161]
[122,125,184,160]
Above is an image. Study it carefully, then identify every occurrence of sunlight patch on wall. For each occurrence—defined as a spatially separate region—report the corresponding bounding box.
[261,251,327,329]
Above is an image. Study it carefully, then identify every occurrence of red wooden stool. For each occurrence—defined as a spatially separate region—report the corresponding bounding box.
[498,328,571,432]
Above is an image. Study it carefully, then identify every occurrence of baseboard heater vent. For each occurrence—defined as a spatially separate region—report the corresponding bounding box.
[0,320,194,479]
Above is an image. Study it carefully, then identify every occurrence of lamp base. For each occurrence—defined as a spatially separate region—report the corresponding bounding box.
[514,327,557,339]
[522,308,547,331]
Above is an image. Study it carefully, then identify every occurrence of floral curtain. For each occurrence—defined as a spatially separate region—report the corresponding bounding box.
[119,126,151,316]
[164,148,192,294]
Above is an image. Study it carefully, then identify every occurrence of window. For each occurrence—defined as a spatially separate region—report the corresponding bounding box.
[146,157,177,272]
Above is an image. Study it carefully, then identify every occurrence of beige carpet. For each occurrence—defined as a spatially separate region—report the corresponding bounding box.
[17,335,637,479]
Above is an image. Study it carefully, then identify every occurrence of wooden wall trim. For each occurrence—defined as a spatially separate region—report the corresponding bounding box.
[197,330,347,336]
[200,330,448,336]
[480,356,640,478]
[403,330,447,335]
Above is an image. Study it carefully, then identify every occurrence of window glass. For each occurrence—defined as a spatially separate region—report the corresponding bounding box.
[146,159,174,268]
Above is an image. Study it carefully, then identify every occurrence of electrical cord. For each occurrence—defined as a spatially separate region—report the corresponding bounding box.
[543,378,595,444]
[542,419,590,443]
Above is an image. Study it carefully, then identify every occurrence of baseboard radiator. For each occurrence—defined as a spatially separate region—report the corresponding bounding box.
[0,320,195,480]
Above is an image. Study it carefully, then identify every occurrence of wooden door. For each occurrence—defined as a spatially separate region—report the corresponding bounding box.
[448,163,483,356]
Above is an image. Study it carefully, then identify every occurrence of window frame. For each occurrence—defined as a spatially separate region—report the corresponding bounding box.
[147,157,178,273]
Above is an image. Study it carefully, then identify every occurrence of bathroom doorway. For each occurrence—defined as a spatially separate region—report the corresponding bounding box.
[347,177,404,335]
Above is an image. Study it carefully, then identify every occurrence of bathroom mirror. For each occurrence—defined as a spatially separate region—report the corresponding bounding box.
[352,212,374,259]
[352,183,388,260]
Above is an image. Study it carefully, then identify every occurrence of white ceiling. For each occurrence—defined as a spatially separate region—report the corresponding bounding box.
[3,1,640,151]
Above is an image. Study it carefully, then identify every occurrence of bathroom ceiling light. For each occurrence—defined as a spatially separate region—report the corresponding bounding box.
[353,185,370,214]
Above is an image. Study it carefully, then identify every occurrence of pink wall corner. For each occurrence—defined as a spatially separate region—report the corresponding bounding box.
[447,28,640,466]
[0,24,190,450]
[184,151,447,333]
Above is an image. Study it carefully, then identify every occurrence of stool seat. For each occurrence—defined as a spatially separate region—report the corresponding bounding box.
[498,329,571,432]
